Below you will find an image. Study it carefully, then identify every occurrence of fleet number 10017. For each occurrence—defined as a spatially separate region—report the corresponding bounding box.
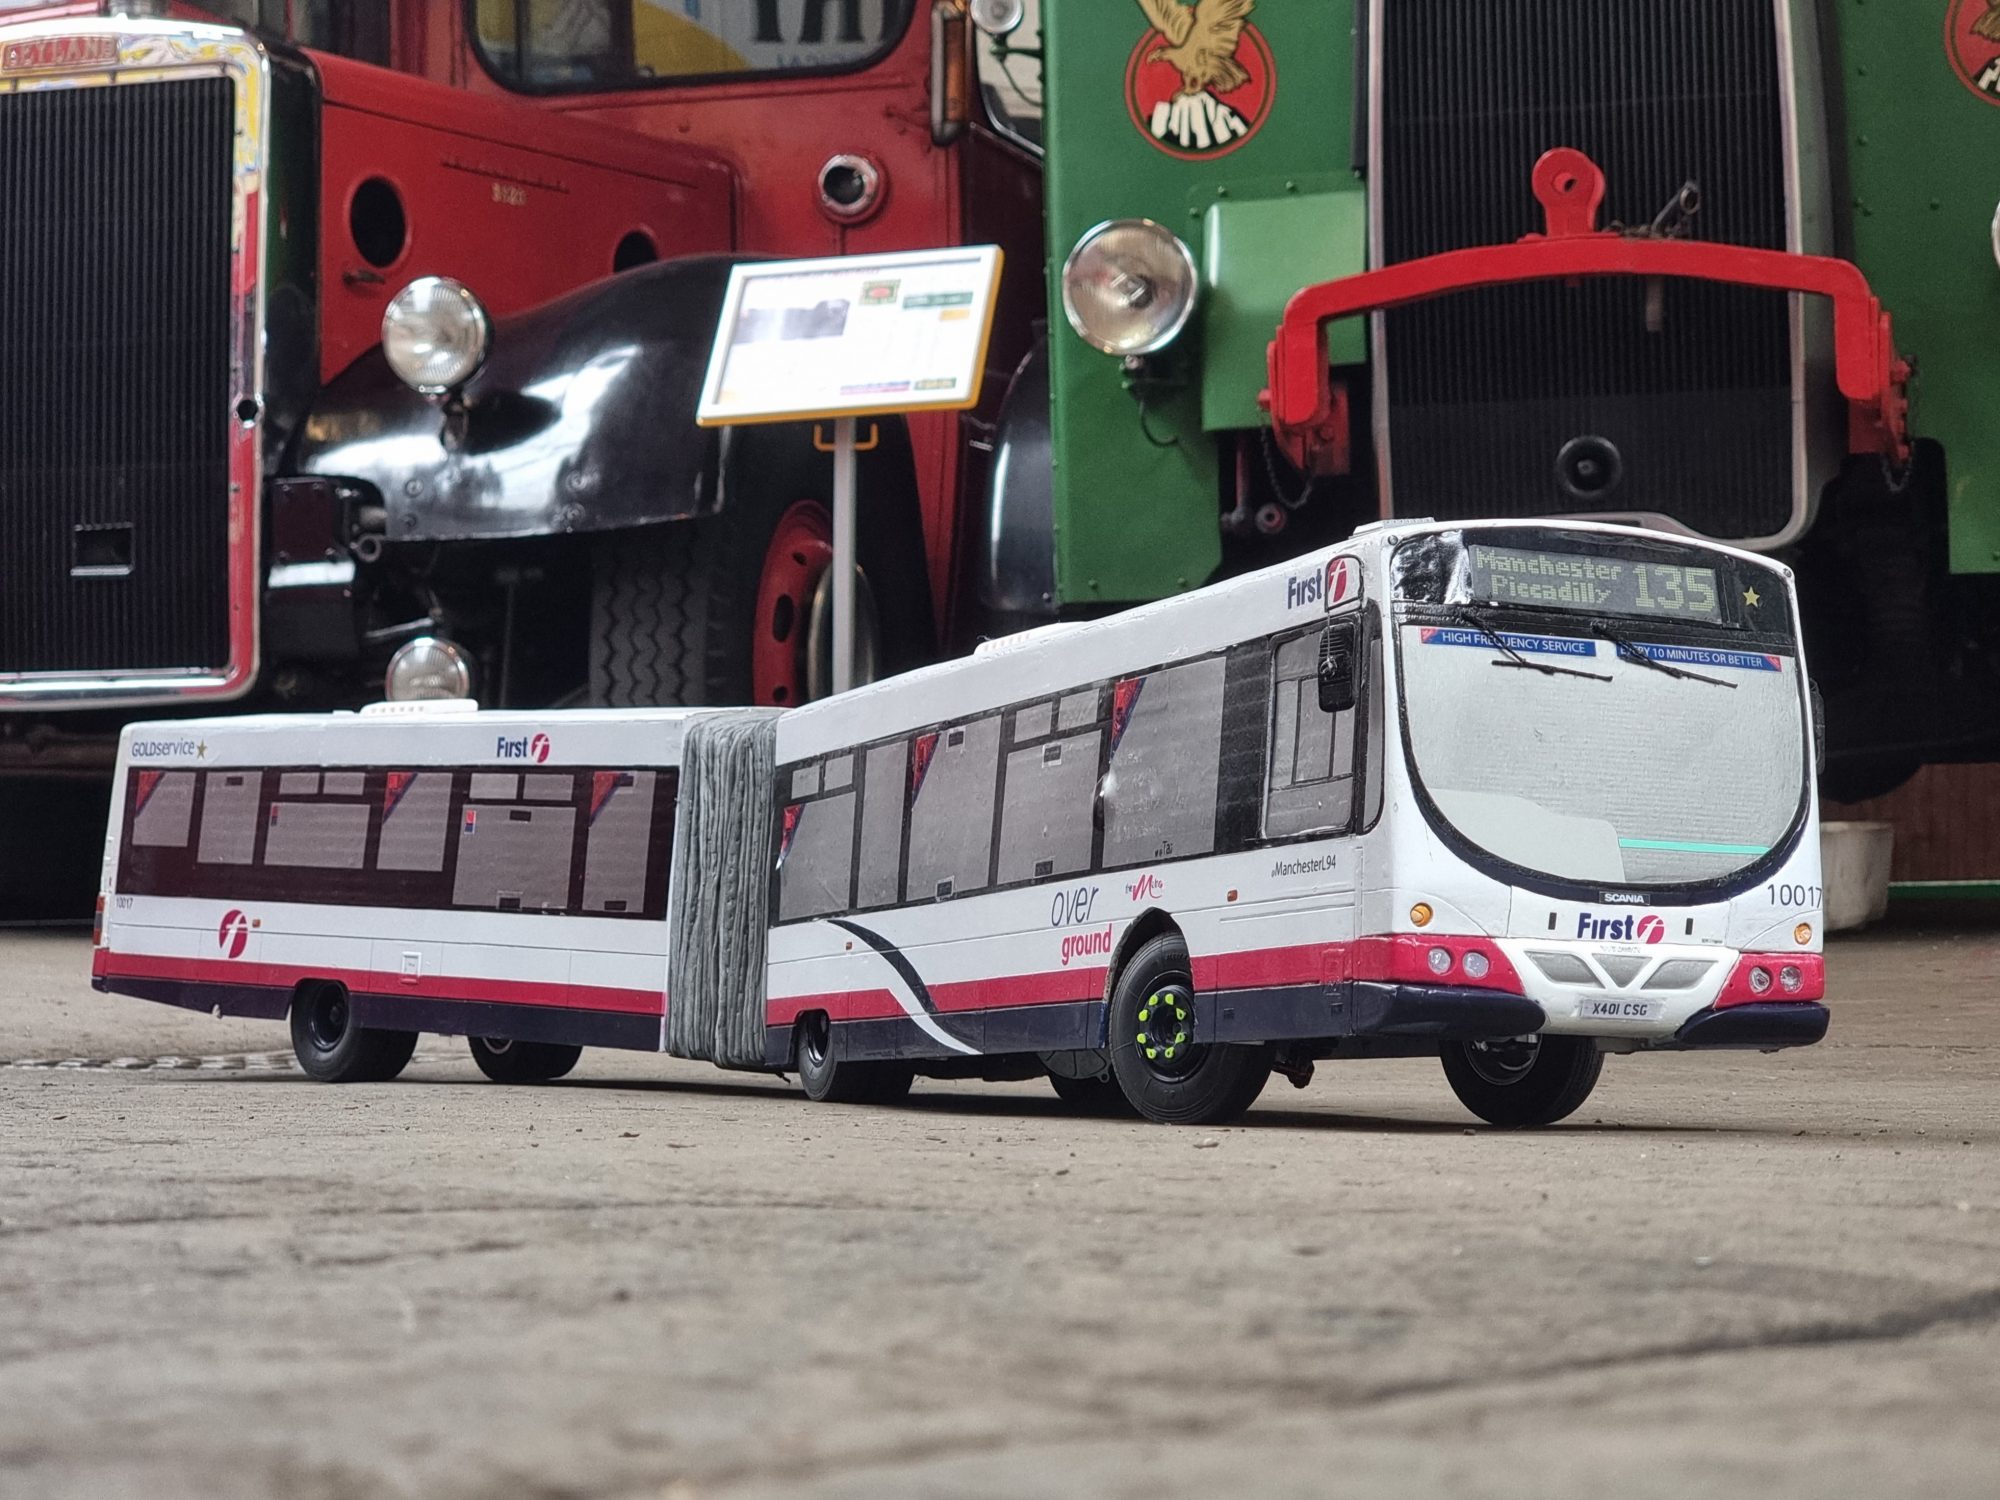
[1767,883,1821,907]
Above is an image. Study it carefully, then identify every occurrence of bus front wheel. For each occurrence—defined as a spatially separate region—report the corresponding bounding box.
[793,1014,913,1105]
[289,983,418,1084]
[1108,935,1273,1126]
[468,1035,582,1084]
[1440,1035,1603,1126]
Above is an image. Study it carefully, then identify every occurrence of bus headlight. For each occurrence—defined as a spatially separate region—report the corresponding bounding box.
[386,636,473,702]
[1427,946,1453,976]
[383,276,491,396]
[1747,964,1774,996]
[1778,964,1803,994]
[1060,219,1199,357]
[1462,950,1491,980]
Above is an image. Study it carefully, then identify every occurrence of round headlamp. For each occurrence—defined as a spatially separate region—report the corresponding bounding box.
[1060,219,1199,357]
[385,636,473,703]
[969,0,1025,36]
[382,276,491,396]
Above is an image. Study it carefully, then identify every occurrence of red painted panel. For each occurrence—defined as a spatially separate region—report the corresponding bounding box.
[310,52,735,383]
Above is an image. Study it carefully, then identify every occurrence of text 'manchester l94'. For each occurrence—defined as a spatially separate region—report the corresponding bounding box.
[93,519,1827,1126]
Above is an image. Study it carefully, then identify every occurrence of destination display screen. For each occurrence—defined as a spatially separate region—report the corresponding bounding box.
[1466,543,1722,623]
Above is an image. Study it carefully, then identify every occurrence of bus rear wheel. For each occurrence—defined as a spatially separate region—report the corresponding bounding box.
[468,1035,582,1084]
[289,982,418,1084]
[1440,1035,1604,1126]
[793,1013,913,1105]
[1108,935,1273,1126]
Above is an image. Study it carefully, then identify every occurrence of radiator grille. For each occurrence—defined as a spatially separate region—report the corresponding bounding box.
[1378,0,1795,539]
[0,76,236,677]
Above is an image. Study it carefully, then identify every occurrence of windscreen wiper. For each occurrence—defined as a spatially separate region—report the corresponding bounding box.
[1450,606,1612,683]
[1588,621,1736,689]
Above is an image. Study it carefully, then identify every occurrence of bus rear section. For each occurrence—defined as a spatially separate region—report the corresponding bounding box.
[91,704,755,1084]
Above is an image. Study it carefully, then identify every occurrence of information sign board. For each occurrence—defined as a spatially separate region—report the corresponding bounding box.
[696,247,1004,426]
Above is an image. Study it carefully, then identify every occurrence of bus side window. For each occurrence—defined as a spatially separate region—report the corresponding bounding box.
[263,799,371,870]
[130,771,196,848]
[377,772,451,874]
[996,720,1100,885]
[905,715,1002,901]
[1100,657,1226,867]
[854,740,908,909]
[581,771,657,915]
[777,773,857,922]
[197,771,261,865]
[1265,629,1356,840]
[451,793,575,912]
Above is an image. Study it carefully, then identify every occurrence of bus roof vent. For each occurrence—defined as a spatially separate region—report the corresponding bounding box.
[973,621,1085,658]
[359,698,481,717]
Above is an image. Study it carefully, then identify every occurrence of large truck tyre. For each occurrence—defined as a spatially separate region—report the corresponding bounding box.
[589,457,934,708]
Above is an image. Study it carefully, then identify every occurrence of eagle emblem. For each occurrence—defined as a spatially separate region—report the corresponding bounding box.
[1126,0,1276,158]
[1948,0,2000,103]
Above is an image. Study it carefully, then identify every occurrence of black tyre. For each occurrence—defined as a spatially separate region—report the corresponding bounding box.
[794,1014,913,1105]
[289,983,419,1084]
[1108,935,1273,1126]
[1440,1035,1604,1126]
[1047,1070,1134,1115]
[589,447,933,709]
[468,1035,582,1084]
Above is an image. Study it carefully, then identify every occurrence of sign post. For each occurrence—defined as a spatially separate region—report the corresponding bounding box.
[697,246,1004,696]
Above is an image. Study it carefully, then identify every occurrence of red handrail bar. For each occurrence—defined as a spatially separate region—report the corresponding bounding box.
[1261,149,1910,474]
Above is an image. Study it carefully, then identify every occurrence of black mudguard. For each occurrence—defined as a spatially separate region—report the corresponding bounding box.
[975,334,1056,619]
[294,256,739,542]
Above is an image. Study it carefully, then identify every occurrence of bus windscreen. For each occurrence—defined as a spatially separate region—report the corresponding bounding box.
[1466,543,1722,624]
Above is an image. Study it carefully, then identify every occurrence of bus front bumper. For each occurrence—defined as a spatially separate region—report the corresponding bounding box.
[1670,1001,1830,1050]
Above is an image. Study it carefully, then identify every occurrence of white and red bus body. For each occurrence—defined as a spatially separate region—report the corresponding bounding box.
[93,705,702,1054]
[761,518,1828,1090]
[92,520,1828,1123]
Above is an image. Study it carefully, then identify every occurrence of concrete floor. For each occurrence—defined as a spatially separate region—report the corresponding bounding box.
[2,918,1996,1499]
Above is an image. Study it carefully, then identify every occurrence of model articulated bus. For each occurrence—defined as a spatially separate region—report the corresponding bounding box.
[93,519,1829,1127]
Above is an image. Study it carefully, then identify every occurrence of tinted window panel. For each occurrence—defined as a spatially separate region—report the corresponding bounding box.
[1102,658,1225,866]
[198,771,261,865]
[779,792,856,921]
[322,771,366,797]
[582,771,656,915]
[855,740,908,909]
[905,715,1000,900]
[377,772,451,874]
[264,802,370,870]
[132,771,195,848]
[524,773,574,802]
[452,804,576,911]
[997,731,1100,884]
[278,771,319,796]
[470,773,517,801]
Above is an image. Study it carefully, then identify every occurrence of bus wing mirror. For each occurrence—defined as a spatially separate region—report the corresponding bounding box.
[1317,619,1359,715]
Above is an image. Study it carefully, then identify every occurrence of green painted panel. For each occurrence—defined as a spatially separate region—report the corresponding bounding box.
[1200,182,1368,432]
[1831,0,2000,572]
[1041,0,1359,605]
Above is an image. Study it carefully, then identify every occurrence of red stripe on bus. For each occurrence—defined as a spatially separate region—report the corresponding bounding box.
[766,966,1111,1027]
[93,951,663,1015]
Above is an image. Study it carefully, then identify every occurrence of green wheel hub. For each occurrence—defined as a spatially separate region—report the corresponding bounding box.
[1132,985,1201,1078]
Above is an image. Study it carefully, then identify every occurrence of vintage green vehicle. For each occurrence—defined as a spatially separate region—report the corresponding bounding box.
[973,0,2000,800]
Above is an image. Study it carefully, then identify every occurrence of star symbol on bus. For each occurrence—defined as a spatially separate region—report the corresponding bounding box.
[196,740,209,759]
[1743,587,1760,608]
